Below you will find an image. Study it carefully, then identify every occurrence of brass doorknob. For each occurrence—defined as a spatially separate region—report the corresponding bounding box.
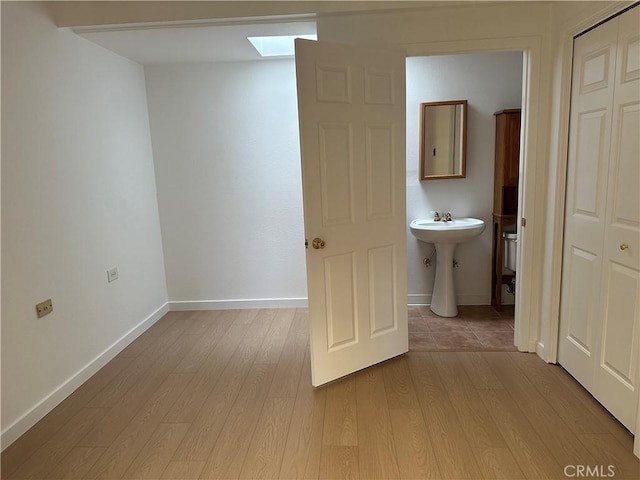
[620,243,629,251]
[312,238,326,250]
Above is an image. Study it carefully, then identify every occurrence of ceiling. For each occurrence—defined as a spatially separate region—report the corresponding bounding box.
[70,1,509,65]
[75,20,317,64]
[54,1,460,28]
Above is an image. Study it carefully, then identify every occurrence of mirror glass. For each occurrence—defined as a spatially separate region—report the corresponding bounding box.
[419,100,467,180]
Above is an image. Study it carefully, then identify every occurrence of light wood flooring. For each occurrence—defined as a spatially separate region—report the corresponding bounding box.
[2,308,638,479]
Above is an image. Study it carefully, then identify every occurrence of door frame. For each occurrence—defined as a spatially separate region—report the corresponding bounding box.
[405,36,543,353]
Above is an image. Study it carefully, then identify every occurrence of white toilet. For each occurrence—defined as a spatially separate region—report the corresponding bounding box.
[503,226,517,294]
[503,226,518,272]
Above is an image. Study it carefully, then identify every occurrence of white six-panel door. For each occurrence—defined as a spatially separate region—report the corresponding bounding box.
[592,7,640,432]
[559,13,618,398]
[295,39,408,386]
[559,6,639,432]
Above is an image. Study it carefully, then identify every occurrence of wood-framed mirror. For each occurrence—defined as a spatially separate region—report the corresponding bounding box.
[419,100,468,180]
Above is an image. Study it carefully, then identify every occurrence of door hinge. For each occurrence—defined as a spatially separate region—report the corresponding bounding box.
[305,239,308,249]
[521,217,527,227]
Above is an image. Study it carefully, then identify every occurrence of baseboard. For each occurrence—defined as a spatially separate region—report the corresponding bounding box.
[172,295,490,310]
[407,293,490,306]
[536,341,548,362]
[407,294,432,306]
[169,298,309,311]
[0,302,169,451]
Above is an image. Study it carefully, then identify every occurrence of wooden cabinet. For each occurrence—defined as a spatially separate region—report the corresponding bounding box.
[493,109,521,215]
[492,109,521,308]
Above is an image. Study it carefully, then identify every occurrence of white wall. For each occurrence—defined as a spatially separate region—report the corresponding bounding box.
[406,52,523,305]
[1,2,168,447]
[145,61,307,308]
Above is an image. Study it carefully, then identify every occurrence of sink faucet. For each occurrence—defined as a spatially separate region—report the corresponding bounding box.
[433,211,441,221]
[443,211,452,222]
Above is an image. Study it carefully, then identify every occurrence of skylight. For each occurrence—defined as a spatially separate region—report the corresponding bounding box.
[247,34,317,57]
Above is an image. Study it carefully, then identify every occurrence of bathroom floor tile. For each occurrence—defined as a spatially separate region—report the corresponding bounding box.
[408,316,430,333]
[496,305,515,319]
[419,307,441,319]
[409,332,439,351]
[474,330,517,350]
[431,331,484,350]
[464,319,514,332]
[409,305,517,351]
[457,305,500,320]
[408,306,425,319]
[425,317,471,332]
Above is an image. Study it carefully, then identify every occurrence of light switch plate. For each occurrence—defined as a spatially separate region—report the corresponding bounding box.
[107,267,119,283]
[36,299,53,318]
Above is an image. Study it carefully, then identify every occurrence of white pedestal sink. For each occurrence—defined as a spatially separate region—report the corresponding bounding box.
[410,218,486,317]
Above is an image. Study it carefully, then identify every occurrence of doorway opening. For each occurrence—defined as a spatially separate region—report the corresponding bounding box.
[405,50,524,352]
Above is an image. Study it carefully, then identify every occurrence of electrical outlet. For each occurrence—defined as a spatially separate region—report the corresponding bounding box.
[36,299,53,318]
[107,266,119,283]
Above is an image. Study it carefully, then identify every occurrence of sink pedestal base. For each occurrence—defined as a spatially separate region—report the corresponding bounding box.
[410,217,486,317]
[430,243,458,317]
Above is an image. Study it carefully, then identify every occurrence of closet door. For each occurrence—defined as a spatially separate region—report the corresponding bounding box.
[559,6,639,433]
[558,15,618,393]
[592,6,640,432]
